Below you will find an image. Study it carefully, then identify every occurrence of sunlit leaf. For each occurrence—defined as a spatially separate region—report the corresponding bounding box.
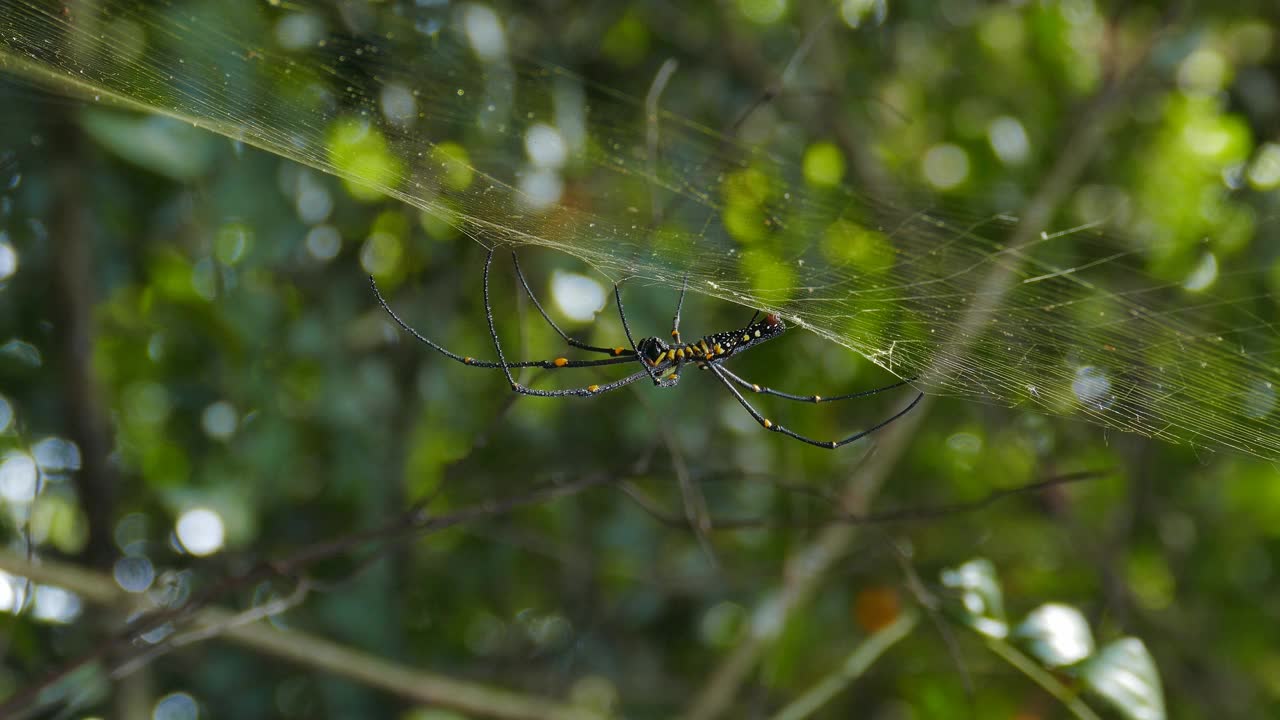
[1014,603,1095,668]
[940,558,1008,638]
[1081,638,1166,720]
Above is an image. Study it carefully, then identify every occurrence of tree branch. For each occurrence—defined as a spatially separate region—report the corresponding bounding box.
[0,474,617,718]
[0,550,605,720]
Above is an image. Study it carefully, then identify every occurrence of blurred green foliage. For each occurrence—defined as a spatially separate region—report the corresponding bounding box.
[0,1,1279,719]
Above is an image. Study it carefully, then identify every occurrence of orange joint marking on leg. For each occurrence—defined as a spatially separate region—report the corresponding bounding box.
[613,347,626,356]
[813,395,822,403]
[704,353,714,361]
[763,418,774,429]
[553,357,569,367]
[668,373,679,382]
[464,357,474,364]
[587,384,601,393]
[510,382,521,390]
[752,383,761,392]
[671,329,680,338]
[829,441,838,449]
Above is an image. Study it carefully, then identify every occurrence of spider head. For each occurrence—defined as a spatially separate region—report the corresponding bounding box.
[748,312,786,344]
[636,337,670,366]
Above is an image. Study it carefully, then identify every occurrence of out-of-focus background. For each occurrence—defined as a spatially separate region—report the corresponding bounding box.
[0,0,1278,718]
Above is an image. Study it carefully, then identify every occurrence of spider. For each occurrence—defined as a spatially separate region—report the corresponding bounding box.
[371,249,923,449]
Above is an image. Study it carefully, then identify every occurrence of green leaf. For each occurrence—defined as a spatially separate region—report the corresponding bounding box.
[940,558,1008,638]
[1081,638,1166,720]
[1014,603,1095,667]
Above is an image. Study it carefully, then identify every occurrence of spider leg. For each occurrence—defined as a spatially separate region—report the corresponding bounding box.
[510,251,634,358]
[670,273,689,344]
[370,275,634,370]
[656,356,685,388]
[487,250,652,397]
[717,365,917,404]
[615,281,665,386]
[708,363,924,449]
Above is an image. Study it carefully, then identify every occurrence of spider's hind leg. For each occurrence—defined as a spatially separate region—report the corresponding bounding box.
[708,362,923,449]
[717,365,918,404]
[670,272,689,344]
[511,251,633,358]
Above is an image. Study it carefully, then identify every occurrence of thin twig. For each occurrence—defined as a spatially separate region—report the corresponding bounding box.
[646,57,679,226]
[983,635,1103,720]
[0,474,617,718]
[768,610,918,720]
[0,551,605,720]
[624,469,1112,532]
[888,538,974,706]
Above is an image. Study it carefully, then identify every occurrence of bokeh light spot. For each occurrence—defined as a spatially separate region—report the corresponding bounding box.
[517,169,563,210]
[33,585,82,624]
[295,177,333,225]
[360,231,403,277]
[840,0,886,28]
[738,0,787,25]
[1072,366,1112,410]
[200,401,238,440]
[305,224,342,262]
[1247,143,1280,190]
[274,13,324,51]
[153,692,199,720]
[525,123,568,169]
[0,451,38,503]
[380,82,417,126]
[114,555,156,593]
[921,143,969,189]
[551,271,606,322]
[32,437,81,473]
[0,395,13,434]
[1178,48,1228,95]
[988,116,1029,165]
[802,141,846,187]
[214,223,253,266]
[463,4,507,62]
[176,508,225,557]
[1182,251,1218,292]
[0,234,16,282]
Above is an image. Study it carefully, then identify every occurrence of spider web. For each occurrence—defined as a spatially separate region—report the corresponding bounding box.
[2,0,1278,458]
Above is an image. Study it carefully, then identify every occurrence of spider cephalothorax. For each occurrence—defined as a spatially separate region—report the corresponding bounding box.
[372,249,921,449]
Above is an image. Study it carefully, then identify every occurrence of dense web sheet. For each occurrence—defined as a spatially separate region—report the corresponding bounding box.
[2,1,1279,458]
